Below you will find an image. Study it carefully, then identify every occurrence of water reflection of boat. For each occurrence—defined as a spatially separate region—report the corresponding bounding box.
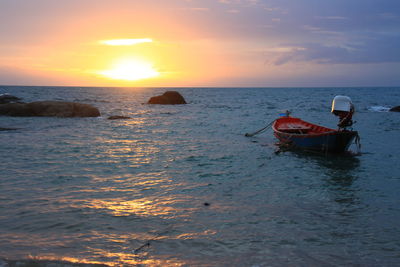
[292,149,360,169]
[272,116,358,153]
[288,149,361,186]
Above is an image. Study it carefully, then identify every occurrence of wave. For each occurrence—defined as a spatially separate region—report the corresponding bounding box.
[368,106,391,112]
[73,98,111,103]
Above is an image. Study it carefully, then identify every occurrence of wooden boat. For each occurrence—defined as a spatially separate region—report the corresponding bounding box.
[272,116,358,153]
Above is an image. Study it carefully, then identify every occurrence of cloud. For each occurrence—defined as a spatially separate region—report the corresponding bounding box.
[315,16,348,20]
[267,33,400,65]
[173,7,210,11]
[99,39,153,46]
[378,13,399,20]
[218,0,260,6]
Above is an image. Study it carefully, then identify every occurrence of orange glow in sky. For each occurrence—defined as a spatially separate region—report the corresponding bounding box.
[0,0,399,87]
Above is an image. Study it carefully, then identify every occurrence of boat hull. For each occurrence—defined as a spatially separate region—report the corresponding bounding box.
[274,130,357,153]
[272,117,358,153]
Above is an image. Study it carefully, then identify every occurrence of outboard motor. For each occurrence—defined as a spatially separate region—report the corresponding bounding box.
[331,95,354,129]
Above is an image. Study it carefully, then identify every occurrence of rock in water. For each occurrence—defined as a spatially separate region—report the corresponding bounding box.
[148,95,169,105]
[389,106,400,112]
[0,127,18,131]
[147,91,187,105]
[0,94,22,104]
[107,115,131,120]
[163,91,187,104]
[0,101,100,117]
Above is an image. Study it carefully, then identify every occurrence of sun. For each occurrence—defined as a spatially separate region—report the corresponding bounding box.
[98,59,159,81]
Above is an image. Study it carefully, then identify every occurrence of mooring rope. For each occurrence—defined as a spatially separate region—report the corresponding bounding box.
[245,120,275,137]
[133,225,174,254]
[355,133,361,155]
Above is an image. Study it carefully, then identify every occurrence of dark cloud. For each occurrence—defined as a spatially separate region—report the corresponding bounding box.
[269,33,400,65]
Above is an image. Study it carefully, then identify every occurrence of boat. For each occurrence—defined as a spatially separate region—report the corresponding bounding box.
[272,116,358,153]
[245,95,360,154]
[272,95,360,153]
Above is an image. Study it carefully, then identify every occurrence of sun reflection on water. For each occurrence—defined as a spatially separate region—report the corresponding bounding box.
[92,136,168,168]
[84,195,196,218]
[29,254,190,266]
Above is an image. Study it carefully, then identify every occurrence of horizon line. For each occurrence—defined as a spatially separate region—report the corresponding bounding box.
[1,84,399,89]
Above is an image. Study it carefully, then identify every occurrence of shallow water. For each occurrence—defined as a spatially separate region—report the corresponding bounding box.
[0,86,400,266]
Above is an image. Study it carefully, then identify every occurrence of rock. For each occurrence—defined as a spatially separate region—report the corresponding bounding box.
[389,106,400,112]
[0,103,30,116]
[107,115,131,120]
[0,101,100,117]
[0,127,18,131]
[147,91,187,105]
[0,94,22,104]
[148,95,169,105]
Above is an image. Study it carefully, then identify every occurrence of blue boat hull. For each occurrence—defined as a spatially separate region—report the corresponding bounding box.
[274,130,358,153]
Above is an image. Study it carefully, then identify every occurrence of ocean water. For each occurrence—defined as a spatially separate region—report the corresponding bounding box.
[0,86,399,266]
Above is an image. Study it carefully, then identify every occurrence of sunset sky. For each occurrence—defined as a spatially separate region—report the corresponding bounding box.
[0,0,399,87]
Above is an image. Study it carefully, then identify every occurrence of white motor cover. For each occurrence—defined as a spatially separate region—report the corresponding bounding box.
[331,95,353,113]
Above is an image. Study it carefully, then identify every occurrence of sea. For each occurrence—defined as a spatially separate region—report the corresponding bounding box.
[0,86,399,267]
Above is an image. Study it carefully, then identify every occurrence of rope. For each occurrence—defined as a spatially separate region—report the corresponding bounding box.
[245,120,275,137]
[355,133,361,155]
[133,225,174,254]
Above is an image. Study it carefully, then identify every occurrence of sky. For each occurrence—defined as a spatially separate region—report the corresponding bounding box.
[0,0,399,87]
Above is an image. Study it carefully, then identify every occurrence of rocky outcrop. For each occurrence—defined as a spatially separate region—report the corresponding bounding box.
[0,94,22,104]
[0,101,100,117]
[107,115,131,120]
[389,106,400,112]
[147,91,187,105]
